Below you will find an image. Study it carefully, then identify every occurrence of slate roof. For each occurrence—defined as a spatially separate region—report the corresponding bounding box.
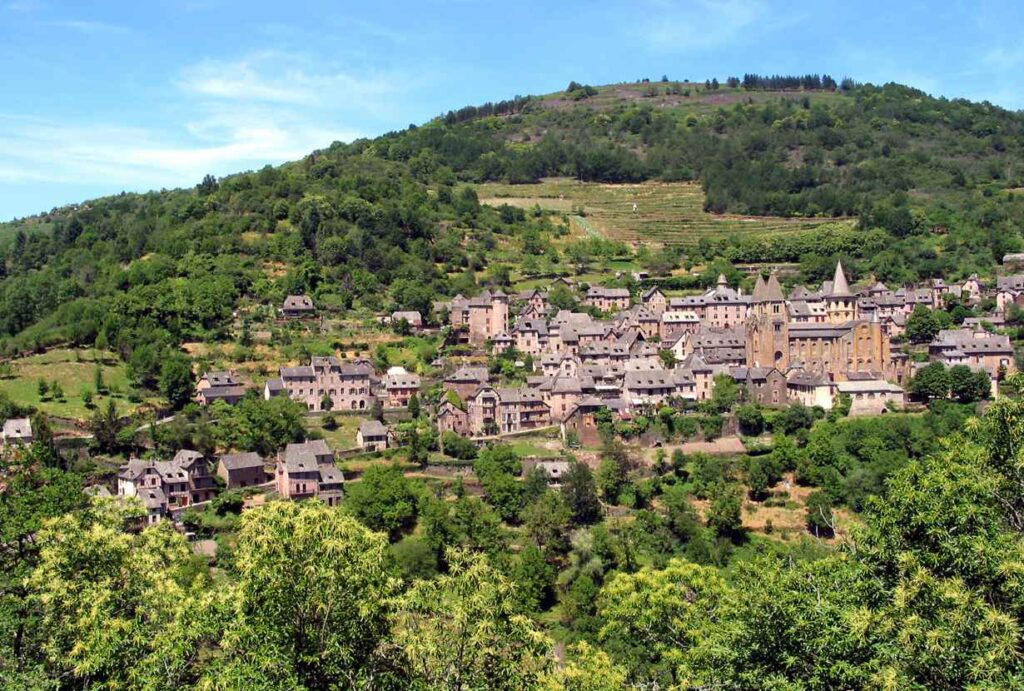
[218,452,264,471]
[359,420,389,438]
[2,417,32,439]
[283,295,314,310]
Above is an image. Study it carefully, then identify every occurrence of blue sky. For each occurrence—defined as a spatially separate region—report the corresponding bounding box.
[2,0,1023,220]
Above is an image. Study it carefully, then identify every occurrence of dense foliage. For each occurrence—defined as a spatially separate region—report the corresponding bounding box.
[4,386,1024,688]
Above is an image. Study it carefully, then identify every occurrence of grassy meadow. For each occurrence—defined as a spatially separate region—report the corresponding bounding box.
[0,348,160,420]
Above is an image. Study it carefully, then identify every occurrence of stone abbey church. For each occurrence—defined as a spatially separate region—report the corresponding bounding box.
[745,262,891,381]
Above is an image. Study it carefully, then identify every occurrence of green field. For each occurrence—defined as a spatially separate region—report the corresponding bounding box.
[477,178,849,245]
[304,413,367,451]
[0,349,159,420]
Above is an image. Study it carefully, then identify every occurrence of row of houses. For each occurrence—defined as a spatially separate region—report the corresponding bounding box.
[260,359,421,412]
[114,438,360,522]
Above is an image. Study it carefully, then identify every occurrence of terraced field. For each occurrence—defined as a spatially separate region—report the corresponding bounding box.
[477,178,851,245]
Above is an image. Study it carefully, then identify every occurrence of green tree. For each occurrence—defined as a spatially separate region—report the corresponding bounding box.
[344,463,419,539]
[746,455,781,501]
[394,549,551,689]
[706,483,743,538]
[211,501,400,688]
[159,355,194,410]
[521,465,550,507]
[704,374,739,413]
[661,484,701,543]
[522,491,572,555]
[805,490,836,537]
[736,403,765,435]
[370,398,385,422]
[596,456,627,504]
[212,396,305,456]
[538,642,628,690]
[679,555,874,689]
[658,349,677,368]
[89,399,123,454]
[906,304,941,344]
[512,541,555,611]
[0,459,85,676]
[774,402,815,434]
[441,430,478,460]
[598,559,725,686]
[29,504,217,689]
[407,392,421,418]
[948,364,990,402]
[478,469,523,523]
[561,460,602,525]
[28,411,60,468]
[909,361,950,401]
[548,284,579,311]
[391,535,439,581]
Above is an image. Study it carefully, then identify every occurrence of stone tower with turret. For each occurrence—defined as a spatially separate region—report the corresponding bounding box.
[746,273,790,369]
[490,290,509,337]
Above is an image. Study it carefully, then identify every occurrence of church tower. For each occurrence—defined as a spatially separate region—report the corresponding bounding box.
[826,261,856,323]
[746,273,789,369]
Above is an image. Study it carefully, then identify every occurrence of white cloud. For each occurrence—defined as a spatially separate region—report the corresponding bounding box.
[3,0,40,12]
[47,19,130,34]
[0,112,362,188]
[0,51,410,194]
[637,0,769,52]
[178,52,401,110]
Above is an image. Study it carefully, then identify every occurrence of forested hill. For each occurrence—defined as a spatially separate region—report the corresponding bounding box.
[3,74,1024,355]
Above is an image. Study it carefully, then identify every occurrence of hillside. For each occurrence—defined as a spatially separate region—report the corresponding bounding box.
[2,75,1024,358]
[476,178,849,245]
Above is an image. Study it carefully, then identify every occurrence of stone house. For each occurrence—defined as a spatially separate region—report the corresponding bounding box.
[641,286,667,313]
[384,367,420,408]
[116,450,216,521]
[468,386,551,436]
[282,294,315,318]
[275,440,343,506]
[2,417,33,446]
[195,370,247,406]
[217,452,267,489]
[436,398,471,436]
[442,366,490,400]
[391,310,424,329]
[357,420,389,452]
[266,357,377,412]
[836,379,905,416]
[583,286,631,312]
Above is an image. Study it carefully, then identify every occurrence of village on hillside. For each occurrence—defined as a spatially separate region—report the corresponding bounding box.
[5,257,1016,528]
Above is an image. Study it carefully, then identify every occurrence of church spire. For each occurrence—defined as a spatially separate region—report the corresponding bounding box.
[752,274,767,302]
[830,261,852,297]
[764,272,784,302]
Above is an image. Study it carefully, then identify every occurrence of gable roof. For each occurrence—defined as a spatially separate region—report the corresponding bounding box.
[283,294,314,310]
[218,452,264,471]
[359,420,388,437]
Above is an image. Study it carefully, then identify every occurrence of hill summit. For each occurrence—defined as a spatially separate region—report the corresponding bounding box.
[1,74,1023,354]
